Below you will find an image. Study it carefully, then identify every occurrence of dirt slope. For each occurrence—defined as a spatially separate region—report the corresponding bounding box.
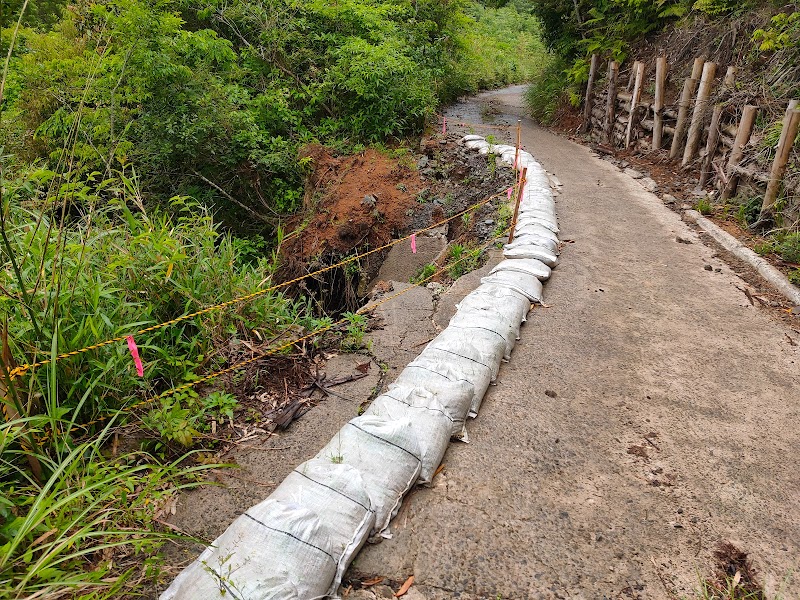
[347,87,799,599]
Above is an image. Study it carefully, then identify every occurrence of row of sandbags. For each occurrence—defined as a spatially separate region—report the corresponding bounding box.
[160,136,558,600]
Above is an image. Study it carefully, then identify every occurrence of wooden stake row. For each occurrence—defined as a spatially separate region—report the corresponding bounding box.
[580,53,799,219]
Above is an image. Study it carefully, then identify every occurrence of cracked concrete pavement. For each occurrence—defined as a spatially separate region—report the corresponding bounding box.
[346,87,800,599]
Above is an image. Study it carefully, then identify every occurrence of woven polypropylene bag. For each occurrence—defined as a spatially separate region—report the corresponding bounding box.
[390,371,473,440]
[448,306,519,359]
[405,349,492,418]
[502,243,559,267]
[425,328,506,380]
[269,459,375,595]
[458,284,531,324]
[514,223,559,243]
[481,270,544,303]
[364,390,452,484]
[316,415,421,536]
[515,214,559,233]
[490,258,552,281]
[160,499,336,600]
[508,227,559,252]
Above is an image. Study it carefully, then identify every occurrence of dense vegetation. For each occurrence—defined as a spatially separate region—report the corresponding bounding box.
[525,0,800,280]
[0,0,550,596]
[2,0,548,224]
[525,0,799,120]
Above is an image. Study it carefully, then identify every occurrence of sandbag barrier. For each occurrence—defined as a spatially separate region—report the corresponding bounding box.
[161,137,559,600]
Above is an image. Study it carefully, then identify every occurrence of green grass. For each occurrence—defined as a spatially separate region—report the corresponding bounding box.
[695,197,714,216]
[0,417,215,598]
[411,263,438,284]
[446,243,483,280]
[775,232,800,264]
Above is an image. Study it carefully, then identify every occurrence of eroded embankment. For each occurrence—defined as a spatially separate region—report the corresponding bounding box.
[160,130,559,598]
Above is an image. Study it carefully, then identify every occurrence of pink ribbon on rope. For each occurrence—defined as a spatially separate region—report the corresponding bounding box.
[126,336,144,377]
[410,234,417,254]
[507,187,513,199]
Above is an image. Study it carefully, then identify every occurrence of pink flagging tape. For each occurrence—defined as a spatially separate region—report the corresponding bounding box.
[126,336,144,377]
[411,234,417,254]
[507,187,513,199]
[442,116,447,135]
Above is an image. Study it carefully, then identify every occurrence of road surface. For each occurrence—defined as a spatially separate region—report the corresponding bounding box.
[349,86,799,599]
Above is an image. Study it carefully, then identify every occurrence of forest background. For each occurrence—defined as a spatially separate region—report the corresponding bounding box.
[2,0,799,597]
[0,1,550,597]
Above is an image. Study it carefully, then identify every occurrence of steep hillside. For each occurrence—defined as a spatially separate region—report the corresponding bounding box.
[527,1,800,287]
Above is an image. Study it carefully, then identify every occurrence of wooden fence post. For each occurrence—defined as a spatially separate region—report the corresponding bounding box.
[508,167,527,245]
[604,61,619,146]
[682,61,717,165]
[723,66,737,89]
[760,107,800,219]
[720,105,758,201]
[699,104,723,188]
[625,61,645,148]
[652,56,668,150]
[581,53,600,133]
[670,57,704,159]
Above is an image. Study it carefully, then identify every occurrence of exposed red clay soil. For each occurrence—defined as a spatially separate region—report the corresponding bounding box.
[281,145,425,262]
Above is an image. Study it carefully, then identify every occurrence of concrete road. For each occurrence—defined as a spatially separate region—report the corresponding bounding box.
[350,87,800,599]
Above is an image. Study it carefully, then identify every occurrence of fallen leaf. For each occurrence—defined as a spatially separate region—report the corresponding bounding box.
[394,575,414,597]
[355,362,371,374]
[433,464,445,478]
[362,577,384,587]
[31,528,58,547]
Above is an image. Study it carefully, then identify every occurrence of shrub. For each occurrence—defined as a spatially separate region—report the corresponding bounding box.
[776,232,800,264]
[735,196,762,227]
[525,57,570,124]
[0,170,314,429]
[694,197,714,215]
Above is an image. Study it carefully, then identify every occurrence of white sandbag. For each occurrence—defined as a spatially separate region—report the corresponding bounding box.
[503,244,559,266]
[365,390,452,485]
[509,235,559,254]
[519,198,554,212]
[478,146,490,155]
[426,328,506,379]
[515,214,559,233]
[269,460,374,594]
[481,270,544,303]
[408,350,492,417]
[160,499,336,600]
[390,371,474,439]
[518,204,557,218]
[516,215,559,234]
[514,223,559,243]
[459,284,531,324]
[465,139,490,151]
[461,134,485,142]
[500,150,517,164]
[489,144,516,155]
[503,231,558,253]
[449,306,518,359]
[454,296,525,335]
[519,202,556,219]
[490,258,552,281]
[520,183,553,199]
[316,416,421,536]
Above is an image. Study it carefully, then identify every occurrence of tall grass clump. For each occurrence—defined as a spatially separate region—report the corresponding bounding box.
[524,56,570,124]
[0,415,213,599]
[0,168,317,429]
